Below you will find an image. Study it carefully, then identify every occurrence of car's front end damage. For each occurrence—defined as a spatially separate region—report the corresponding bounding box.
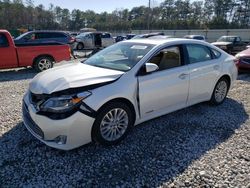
[22,62,123,150]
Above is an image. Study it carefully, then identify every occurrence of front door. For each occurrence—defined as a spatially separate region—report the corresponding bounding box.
[138,45,189,119]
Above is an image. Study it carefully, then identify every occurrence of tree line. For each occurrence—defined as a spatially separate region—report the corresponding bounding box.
[0,0,249,32]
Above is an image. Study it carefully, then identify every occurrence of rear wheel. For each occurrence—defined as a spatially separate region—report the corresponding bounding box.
[34,56,53,72]
[77,43,84,50]
[210,77,229,105]
[92,102,133,145]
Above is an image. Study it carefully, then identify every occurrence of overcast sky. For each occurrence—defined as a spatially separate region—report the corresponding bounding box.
[32,0,167,13]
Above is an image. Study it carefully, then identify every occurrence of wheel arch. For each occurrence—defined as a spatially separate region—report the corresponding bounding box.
[96,97,136,124]
[91,97,137,142]
[33,54,55,67]
[218,74,231,88]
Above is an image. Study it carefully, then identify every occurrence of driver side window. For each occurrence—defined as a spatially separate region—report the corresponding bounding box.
[149,46,181,71]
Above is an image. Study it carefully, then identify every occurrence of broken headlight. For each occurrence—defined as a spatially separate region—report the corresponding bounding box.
[40,91,91,113]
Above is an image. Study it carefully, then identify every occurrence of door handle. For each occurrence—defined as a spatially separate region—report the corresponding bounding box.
[179,73,189,80]
[213,65,220,70]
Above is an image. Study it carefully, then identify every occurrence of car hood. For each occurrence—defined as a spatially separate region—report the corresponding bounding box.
[236,48,250,57]
[211,41,232,46]
[29,62,124,94]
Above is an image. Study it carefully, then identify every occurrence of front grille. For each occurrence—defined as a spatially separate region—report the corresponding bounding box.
[22,101,44,139]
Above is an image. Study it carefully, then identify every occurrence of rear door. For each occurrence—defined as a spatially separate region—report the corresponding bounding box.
[0,33,18,68]
[49,32,68,44]
[185,44,221,106]
[84,34,94,48]
[101,33,114,47]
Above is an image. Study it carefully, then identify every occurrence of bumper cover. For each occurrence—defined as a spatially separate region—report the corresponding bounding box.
[22,93,95,150]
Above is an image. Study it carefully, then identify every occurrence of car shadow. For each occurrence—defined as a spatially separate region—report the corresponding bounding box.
[0,98,248,187]
[0,68,37,82]
[237,73,250,82]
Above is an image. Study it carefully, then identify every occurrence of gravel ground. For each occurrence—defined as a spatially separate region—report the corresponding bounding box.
[0,67,249,187]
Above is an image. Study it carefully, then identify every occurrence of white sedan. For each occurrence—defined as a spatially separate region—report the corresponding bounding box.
[22,39,238,150]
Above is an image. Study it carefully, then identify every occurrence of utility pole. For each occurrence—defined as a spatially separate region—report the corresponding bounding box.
[147,0,151,31]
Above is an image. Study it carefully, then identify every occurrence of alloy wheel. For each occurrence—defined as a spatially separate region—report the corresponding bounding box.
[100,108,129,142]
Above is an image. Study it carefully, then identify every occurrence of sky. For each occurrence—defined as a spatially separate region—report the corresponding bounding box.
[32,0,166,13]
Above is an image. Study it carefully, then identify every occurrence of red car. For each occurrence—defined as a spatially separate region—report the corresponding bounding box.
[0,30,71,72]
[235,48,250,72]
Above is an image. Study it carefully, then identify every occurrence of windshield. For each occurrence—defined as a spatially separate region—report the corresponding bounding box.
[217,36,235,42]
[84,42,155,71]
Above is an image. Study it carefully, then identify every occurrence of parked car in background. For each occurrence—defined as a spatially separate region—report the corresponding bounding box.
[184,35,206,41]
[212,36,249,54]
[22,38,237,150]
[14,30,75,46]
[126,34,136,40]
[0,30,71,72]
[69,32,79,37]
[115,35,126,43]
[132,32,165,39]
[75,32,114,50]
[235,48,250,72]
[149,35,174,39]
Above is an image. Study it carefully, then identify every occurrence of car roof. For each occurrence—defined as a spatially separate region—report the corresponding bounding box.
[0,29,9,33]
[220,35,238,38]
[123,38,190,45]
[185,35,204,37]
[25,30,69,35]
[123,38,209,46]
[79,32,110,34]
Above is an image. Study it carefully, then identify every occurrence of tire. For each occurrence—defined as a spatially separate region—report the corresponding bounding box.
[92,102,134,145]
[209,77,229,105]
[33,56,53,72]
[77,43,84,50]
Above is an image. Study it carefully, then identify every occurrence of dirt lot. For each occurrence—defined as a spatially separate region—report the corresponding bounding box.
[0,66,249,187]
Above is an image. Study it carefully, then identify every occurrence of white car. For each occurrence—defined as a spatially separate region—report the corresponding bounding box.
[22,39,238,150]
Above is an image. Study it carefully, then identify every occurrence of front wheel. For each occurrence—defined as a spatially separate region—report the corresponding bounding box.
[92,102,134,145]
[34,56,53,72]
[209,78,229,105]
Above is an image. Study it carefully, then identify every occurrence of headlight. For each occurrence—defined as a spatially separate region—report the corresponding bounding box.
[40,91,91,113]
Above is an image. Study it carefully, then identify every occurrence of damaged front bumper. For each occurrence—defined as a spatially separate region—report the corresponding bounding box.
[22,92,95,150]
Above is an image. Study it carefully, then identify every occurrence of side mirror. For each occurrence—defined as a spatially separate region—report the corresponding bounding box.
[145,63,159,73]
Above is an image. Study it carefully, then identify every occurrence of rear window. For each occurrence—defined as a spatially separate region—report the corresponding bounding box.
[0,34,9,47]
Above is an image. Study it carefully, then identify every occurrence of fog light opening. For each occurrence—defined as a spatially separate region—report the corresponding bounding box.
[54,135,67,145]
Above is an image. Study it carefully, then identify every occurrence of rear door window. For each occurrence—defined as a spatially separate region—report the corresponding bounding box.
[0,34,9,47]
[186,44,212,64]
[102,33,111,38]
[51,33,67,38]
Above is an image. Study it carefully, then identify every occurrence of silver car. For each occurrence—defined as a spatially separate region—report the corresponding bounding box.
[23,38,238,150]
[75,32,114,50]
